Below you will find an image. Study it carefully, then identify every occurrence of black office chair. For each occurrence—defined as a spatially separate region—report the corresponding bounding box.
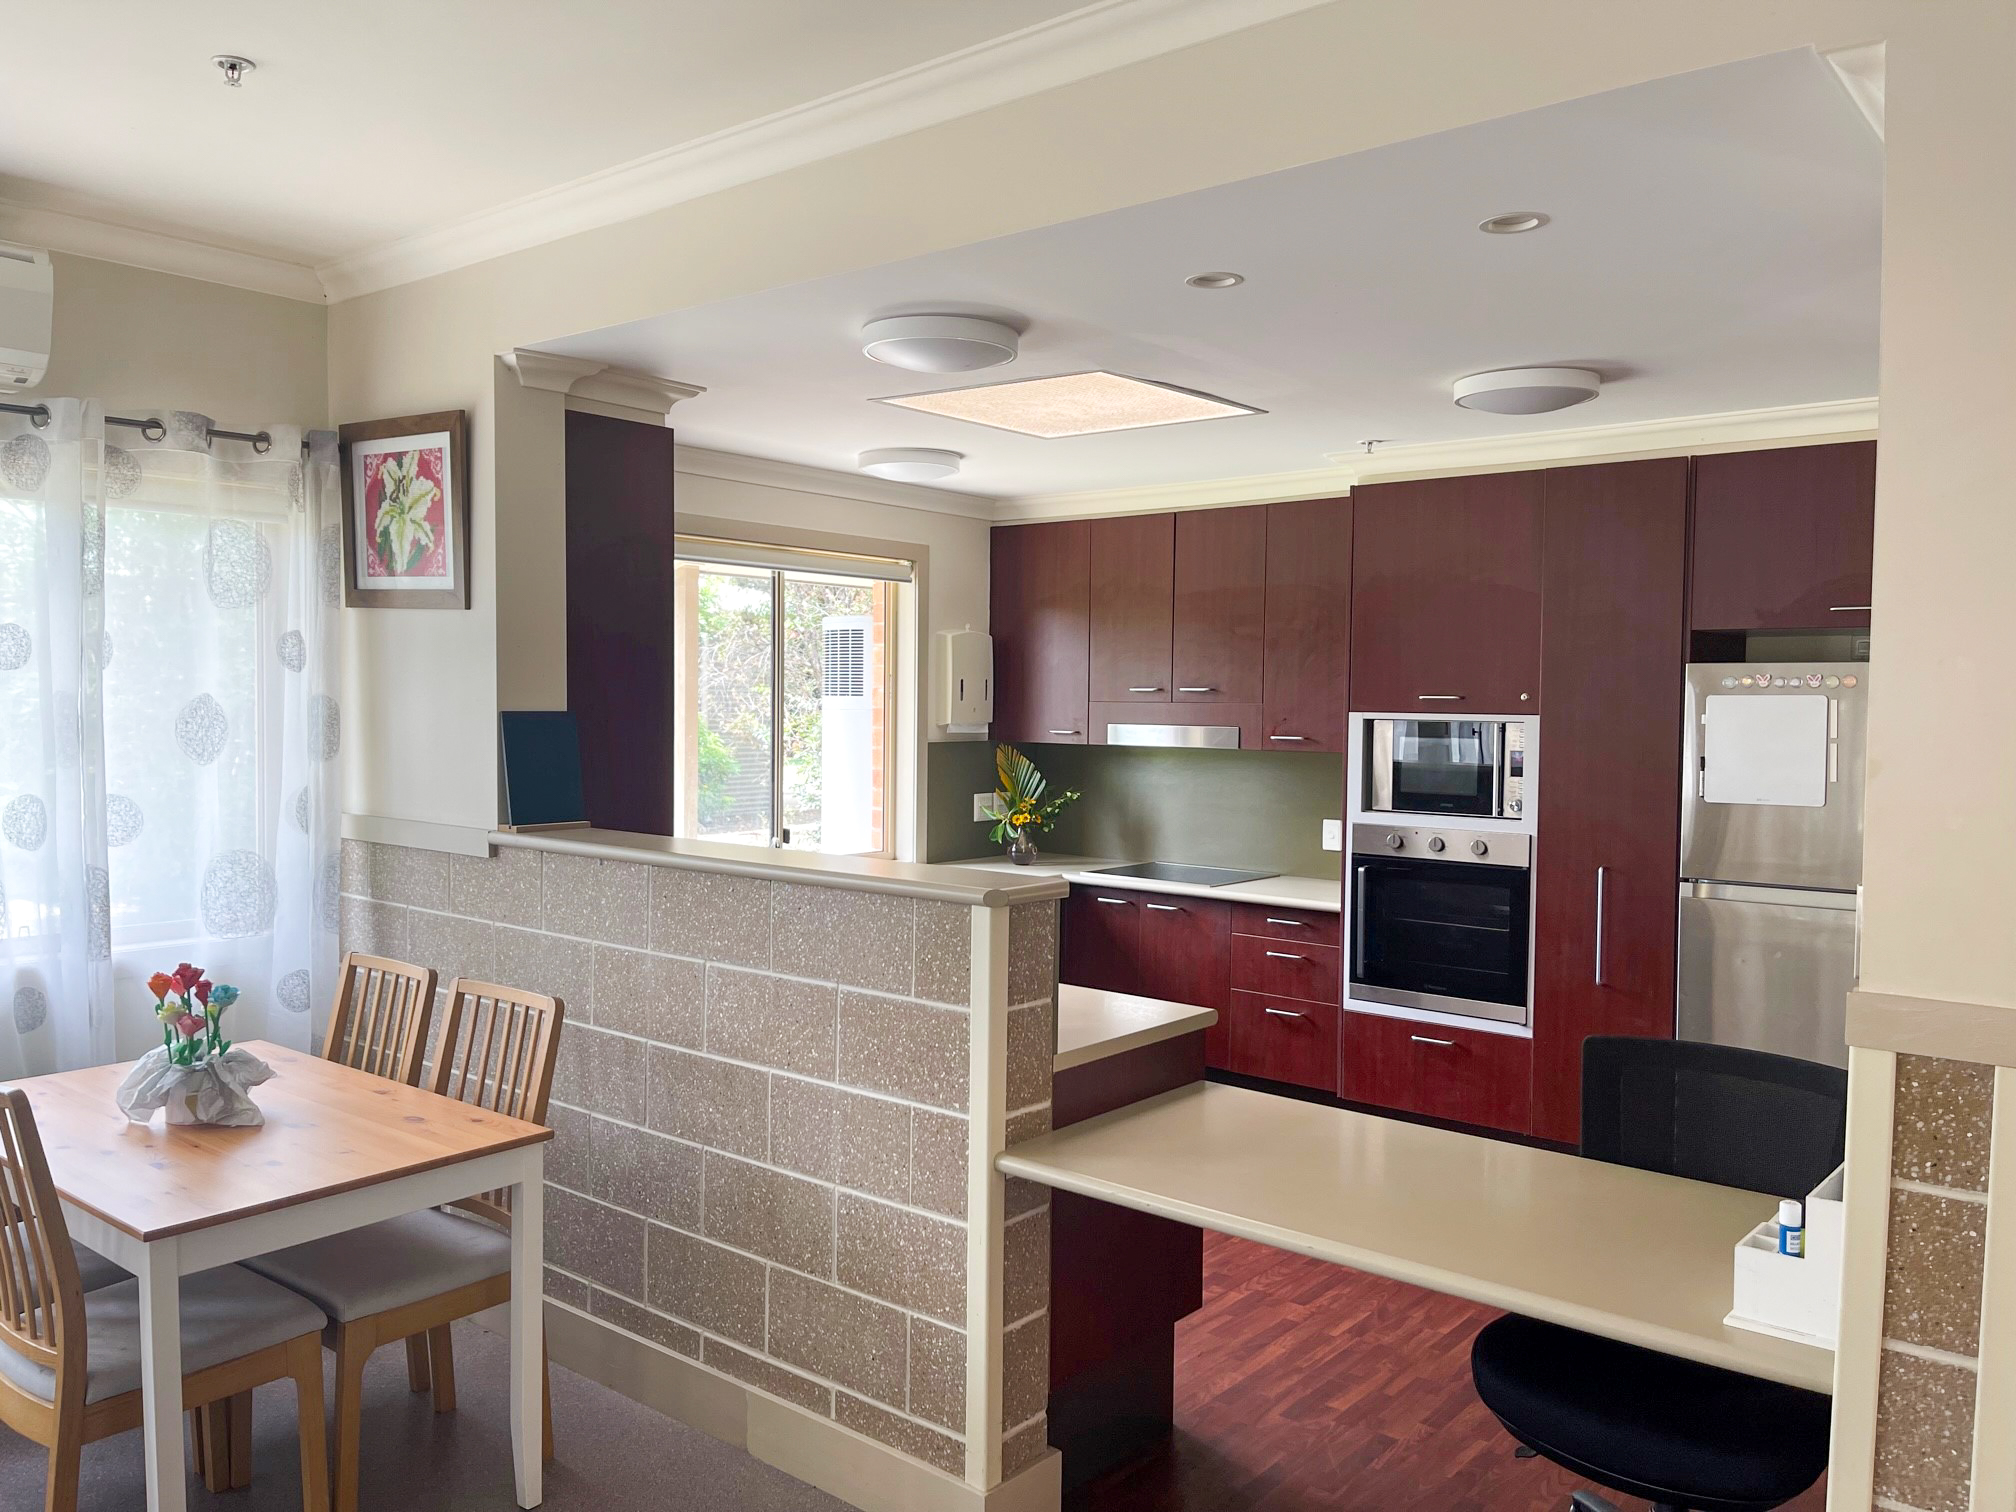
[1470,1037,1848,1512]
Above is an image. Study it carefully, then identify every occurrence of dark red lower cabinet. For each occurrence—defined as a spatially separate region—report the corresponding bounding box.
[1226,992,1337,1092]
[1341,1012,1532,1135]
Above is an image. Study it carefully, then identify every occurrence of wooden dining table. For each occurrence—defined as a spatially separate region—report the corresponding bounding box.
[12,1040,553,1512]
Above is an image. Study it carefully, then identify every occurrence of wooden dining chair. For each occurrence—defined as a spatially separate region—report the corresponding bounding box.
[323,952,438,1086]
[0,1087,331,1512]
[244,979,563,1512]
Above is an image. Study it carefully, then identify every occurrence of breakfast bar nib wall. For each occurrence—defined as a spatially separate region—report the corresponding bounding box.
[338,835,1063,1505]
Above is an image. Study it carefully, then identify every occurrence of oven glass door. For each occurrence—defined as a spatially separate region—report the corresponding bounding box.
[1351,855,1530,1011]
[1371,720,1502,817]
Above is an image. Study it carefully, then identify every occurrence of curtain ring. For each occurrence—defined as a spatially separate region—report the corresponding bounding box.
[30,407,50,430]
[252,431,272,455]
[140,418,166,443]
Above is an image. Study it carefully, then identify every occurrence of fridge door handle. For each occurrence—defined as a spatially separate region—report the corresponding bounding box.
[1594,866,1608,986]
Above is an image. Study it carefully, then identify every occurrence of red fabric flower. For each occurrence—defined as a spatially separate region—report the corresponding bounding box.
[174,1012,206,1038]
[193,979,211,1006]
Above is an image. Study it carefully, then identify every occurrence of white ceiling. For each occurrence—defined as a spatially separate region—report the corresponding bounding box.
[537,48,1882,502]
[0,0,1113,266]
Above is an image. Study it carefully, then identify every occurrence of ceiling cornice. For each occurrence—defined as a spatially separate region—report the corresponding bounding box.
[1824,41,1886,139]
[313,0,1334,302]
[673,444,999,521]
[0,197,325,304]
[995,397,1879,520]
[503,348,706,422]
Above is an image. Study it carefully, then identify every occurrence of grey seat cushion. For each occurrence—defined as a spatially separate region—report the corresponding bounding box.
[0,1265,327,1405]
[73,1241,128,1293]
[241,1208,509,1324]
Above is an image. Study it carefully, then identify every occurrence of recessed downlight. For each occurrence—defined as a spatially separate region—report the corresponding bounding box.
[1184,271,1245,289]
[860,315,1018,373]
[1478,211,1550,235]
[858,447,962,482]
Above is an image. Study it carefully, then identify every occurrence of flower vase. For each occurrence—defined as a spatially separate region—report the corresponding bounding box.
[1005,829,1038,866]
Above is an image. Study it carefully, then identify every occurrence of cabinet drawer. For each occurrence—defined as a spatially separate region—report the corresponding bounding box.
[1230,933,1339,1004]
[1227,992,1337,1093]
[1230,903,1341,948]
[1341,1011,1531,1135]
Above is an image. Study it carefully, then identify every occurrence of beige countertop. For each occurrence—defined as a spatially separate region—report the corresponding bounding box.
[997,1082,1832,1393]
[1055,984,1218,1071]
[492,829,1070,907]
[952,854,1342,913]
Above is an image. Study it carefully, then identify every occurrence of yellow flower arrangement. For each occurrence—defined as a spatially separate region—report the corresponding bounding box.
[984,745,1080,849]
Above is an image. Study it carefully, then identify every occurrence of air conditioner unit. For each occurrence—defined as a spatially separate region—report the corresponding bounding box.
[0,244,53,391]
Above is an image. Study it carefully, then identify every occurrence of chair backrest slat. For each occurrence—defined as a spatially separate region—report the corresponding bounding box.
[0,1089,83,1381]
[433,980,564,1226]
[323,953,438,1086]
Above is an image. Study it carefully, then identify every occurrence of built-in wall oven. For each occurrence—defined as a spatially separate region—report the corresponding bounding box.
[1348,823,1532,1026]
[1365,718,1527,819]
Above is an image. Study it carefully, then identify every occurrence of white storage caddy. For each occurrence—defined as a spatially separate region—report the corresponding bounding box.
[1727,1163,1845,1346]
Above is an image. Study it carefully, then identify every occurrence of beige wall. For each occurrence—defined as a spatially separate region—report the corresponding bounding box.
[40,252,326,424]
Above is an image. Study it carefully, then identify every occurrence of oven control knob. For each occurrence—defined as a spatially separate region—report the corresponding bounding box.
[1384,832,1404,850]
[1469,839,1489,857]
[1427,835,1447,853]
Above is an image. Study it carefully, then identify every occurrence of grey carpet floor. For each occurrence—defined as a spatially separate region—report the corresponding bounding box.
[0,1321,854,1511]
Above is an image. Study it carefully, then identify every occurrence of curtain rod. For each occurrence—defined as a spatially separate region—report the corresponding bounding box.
[0,400,307,455]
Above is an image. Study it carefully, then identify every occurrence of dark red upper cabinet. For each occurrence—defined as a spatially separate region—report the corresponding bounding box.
[990,520,1091,744]
[1089,513,1176,703]
[1348,472,1544,713]
[1261,497,1352,751]
[1690,442,1877,631]
[1529,458,1689,1145]
[1172,506,1267,704]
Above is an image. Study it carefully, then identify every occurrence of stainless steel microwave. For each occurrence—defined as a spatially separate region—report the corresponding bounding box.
[1366,718,1527,820]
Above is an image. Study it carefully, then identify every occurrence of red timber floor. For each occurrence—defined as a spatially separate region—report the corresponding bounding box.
[1067,1232,1829,1512]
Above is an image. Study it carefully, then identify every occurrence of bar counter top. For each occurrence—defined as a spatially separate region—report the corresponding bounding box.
[1054,984,1218,1071]
[998,1081,1833,1393]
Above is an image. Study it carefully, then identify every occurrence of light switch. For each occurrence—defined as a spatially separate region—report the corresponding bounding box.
[1321,818,1343,851]
[973,793,998,822]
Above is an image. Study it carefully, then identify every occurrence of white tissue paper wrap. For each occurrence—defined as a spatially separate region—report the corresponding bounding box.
[114,1046,276,1127]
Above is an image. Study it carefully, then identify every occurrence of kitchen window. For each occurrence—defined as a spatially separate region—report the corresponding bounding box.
[671,538,906,857]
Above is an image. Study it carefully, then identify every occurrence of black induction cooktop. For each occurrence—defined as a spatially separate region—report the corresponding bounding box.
[1090,862,1278,887]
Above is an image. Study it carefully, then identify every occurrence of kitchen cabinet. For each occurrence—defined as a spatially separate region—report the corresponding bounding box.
[1060,887,1141,995]
[1348,471,1544,712]
[1341,1012,1532,1134]
[990,520,1091,744]
[1172,505,1267,704]
[1690,442,1877,631]
[1135,895,1231,1016]
[1261,497,1352,751]
[1229,932,1340,1006]
[1088,514,1175,704]
[1529,458,1689,1144]
[1226,992,1338,1092]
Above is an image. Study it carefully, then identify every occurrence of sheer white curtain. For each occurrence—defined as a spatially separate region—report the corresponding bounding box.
[0,403,341,1076]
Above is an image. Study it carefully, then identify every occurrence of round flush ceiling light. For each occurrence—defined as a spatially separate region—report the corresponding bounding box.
[858,448,963,482]
[1184,271,1245,289]
[1452,367,1601,415]
[1478,210,1549,234]
[860,315,1018,373]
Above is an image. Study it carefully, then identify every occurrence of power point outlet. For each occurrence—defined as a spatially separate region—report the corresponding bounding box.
[973,793,999,822]
[1321,818,1343,852]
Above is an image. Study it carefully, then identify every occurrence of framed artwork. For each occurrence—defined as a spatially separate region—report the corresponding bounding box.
[338,410,469,609]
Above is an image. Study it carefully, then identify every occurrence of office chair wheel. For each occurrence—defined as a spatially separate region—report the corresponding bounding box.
[1514,1446,1539,1459]
[1568,1494,1624,1512]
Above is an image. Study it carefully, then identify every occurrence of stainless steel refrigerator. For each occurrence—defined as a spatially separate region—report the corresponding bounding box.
[1677,663,1868,1068]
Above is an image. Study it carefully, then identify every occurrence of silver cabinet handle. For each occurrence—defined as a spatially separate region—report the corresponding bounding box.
[1264,917,1306,927]
[1046,729,1080,736]
[1094,896,1131,905]
[1411,1035,1455,1046]
[1264,1007,1305,1019]
[1268,734,1309,742]
[1127,686,1163,694]
[1177,686,1216,694]
[1417,694,1463,701]
[1830,605,1872,612]
[1264,950,1305,961]
[1144,902,1181,912]
[1593,865,1608,986]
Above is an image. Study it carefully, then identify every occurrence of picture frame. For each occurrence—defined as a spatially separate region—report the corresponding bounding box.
[338,410,470,609]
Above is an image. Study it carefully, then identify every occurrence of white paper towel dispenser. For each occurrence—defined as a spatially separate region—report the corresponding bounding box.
[936,629,992,733]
